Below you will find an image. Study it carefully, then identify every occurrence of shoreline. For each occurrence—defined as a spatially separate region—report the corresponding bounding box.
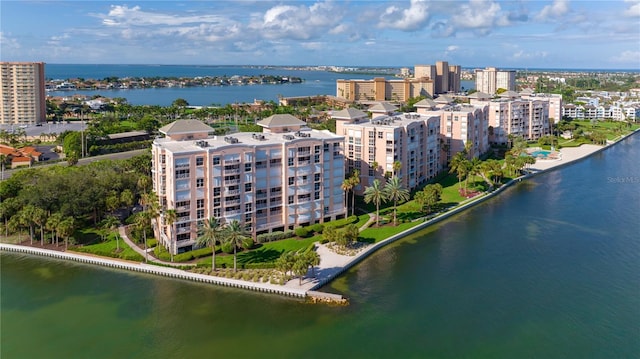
[2,129,638,300]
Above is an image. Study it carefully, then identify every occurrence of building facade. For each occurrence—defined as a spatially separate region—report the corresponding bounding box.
[416,101,489,162]
[475,67,517,95]
[336,77,434,102]
[470,93,551,145]
[334,105,442,195]
[414,61,461,94]
[151,117,346,254]
[0,62,46,125]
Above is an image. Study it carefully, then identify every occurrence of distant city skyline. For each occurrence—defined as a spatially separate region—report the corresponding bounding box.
[1,1,639,70]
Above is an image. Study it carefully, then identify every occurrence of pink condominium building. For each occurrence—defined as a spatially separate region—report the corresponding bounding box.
[0,62,46,125]
[152,116,346,255]
[334,103,443,195]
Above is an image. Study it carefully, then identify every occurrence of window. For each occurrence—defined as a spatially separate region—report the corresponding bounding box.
[197,209,204,219]
[213,188,221,196]
[314,145,321,154]
[245,203,252,212]
[270,158,282,165]
[196,178,204,188]
[288,177,294,185]
[314,173,321,182]
[245,163,252,172]
[378,132,383,139]
[213,198,221,207]
[245,183,252,192]
[213,157,220,165]
[196,157,204,166]
[213,208,220,217]
[197,199,204,208]
[288,158,294,166]
[288,195,294,204]
[314,191,320,200]
[314,154,320,163]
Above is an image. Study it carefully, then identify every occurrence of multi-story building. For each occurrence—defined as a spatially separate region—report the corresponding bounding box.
[333,104,442,195]
[475,67,517,94]
[470,93,551,145]
[336,77,434,102]
[414,61,461,94]
[521,92,563,123]
[416,99,489,161]
[151,116,346,255]
[0,62,46,125]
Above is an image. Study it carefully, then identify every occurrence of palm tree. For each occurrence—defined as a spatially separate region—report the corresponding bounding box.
[223,220,251,273]
[383,176,410,226]
[102,215,121,250]
[138,191,159,262]
[163,209,177,262]
[364,179,386,227]
[305,250,321,277]
[449,152,470,192]
[341,178,354,218]
[33,207,47,246]
[134,212,151,262]
[46,212,64,246]
[393,161,402,177]
[349,170,360,216]
[58,217,75,250]
[196,217,225,271]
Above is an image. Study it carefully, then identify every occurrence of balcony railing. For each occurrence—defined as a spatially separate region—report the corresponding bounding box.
[224,189,240,196]
[177,227,191,234]
[224,179,240,185]
[225,199,241,206]
[176,173,190,179]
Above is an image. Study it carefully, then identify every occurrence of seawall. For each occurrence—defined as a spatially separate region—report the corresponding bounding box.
[0,243,307,299]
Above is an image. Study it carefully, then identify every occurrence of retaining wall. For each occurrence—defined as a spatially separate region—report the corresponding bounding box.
[0,243,306,298]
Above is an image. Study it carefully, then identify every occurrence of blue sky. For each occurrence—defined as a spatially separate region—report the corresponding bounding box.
[1,1,639,69]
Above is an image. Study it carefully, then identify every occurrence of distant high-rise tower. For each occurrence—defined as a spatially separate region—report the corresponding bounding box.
[475,67,516,94]
[414,61,461,94]
[0,62,46,125]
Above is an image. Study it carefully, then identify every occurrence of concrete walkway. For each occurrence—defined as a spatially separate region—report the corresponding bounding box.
[118,225,195,267]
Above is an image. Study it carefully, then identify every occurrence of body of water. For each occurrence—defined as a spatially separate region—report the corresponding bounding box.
[2,134,639,358]
[45,64,474,106]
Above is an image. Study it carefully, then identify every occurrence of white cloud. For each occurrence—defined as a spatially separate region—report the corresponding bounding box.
[609,50,640,64]
[535,0,570,21]
[511,50,549,60]
[0,32,21,51]
[377,0,430,31]
[249,1,344,40]
[624,0,640,17]
[100,5,229,27]
[450,0,510,35]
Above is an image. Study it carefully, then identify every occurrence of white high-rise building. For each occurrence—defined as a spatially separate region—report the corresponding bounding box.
[475,67,516,95]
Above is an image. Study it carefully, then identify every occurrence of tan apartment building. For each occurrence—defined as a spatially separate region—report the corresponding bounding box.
[475,67,517,94]
[151,117,346,255]
[414,61,461,94]
[333,104,442,195]
[415,98,489,162]
[0,62,46,125]
[336,77,434,102]
[470,92,551,145]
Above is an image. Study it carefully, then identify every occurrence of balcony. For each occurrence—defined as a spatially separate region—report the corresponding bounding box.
[224,189,240,196]
[224,159,241,165]
[225,209,241,216]
[176,173,190,179]
[175,163,190,169]
[176,205,190,211]
[177,227,191,234]
[224,179,240,185]
[298,160,311,166]
[225,199,241,206]
[225,168,241,175]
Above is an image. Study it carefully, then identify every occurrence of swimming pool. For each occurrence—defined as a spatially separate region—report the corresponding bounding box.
[530,150,552,158]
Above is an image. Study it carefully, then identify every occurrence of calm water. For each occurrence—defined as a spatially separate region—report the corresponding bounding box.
[2,134,639,358]
[45,64,474,106]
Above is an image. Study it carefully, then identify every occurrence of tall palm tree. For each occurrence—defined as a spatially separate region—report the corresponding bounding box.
[46,212,64,246]
[383,176,410,226]
[350,170,360,216]
[341,178,354,218]
[163,209,177,262]
[33,207,47,246]
[393,161,402,177]
[364,179,386,227]
[449,151,470,192]
[223,220,251,273]
[103,215,120,247]
[197,217,225,271]
[305,250,321,277]
[58,217,75,250]
[134,212,151,262]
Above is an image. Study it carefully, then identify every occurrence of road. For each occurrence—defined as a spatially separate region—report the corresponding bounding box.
[0,149,148,181]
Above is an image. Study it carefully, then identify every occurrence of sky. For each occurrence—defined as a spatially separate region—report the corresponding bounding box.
[1,0,639,69]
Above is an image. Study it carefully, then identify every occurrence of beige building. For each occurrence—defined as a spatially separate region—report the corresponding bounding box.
[334,104,442,195]
[470,92,551,145]
[336,77,434,102]
[151,117,346,254]
[414,61,461,94]
[415,97,490,162]
[475,67,517,94]
[0,62,46,125]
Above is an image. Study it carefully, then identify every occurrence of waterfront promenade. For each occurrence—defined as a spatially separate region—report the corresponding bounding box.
[1,131,636,298]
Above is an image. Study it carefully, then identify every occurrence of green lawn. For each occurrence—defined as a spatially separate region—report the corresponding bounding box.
[72,232,144,262]
[358,221,423,243]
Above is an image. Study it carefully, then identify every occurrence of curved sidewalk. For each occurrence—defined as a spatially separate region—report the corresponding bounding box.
[118,225,195,267]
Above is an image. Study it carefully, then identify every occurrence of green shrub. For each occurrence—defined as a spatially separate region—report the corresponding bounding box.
[256,230,295,243]
[221,241,234,254]
[310,223,324,234]
[295,227,310,238]
[324,215,358,229]
[147,239,158,248]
